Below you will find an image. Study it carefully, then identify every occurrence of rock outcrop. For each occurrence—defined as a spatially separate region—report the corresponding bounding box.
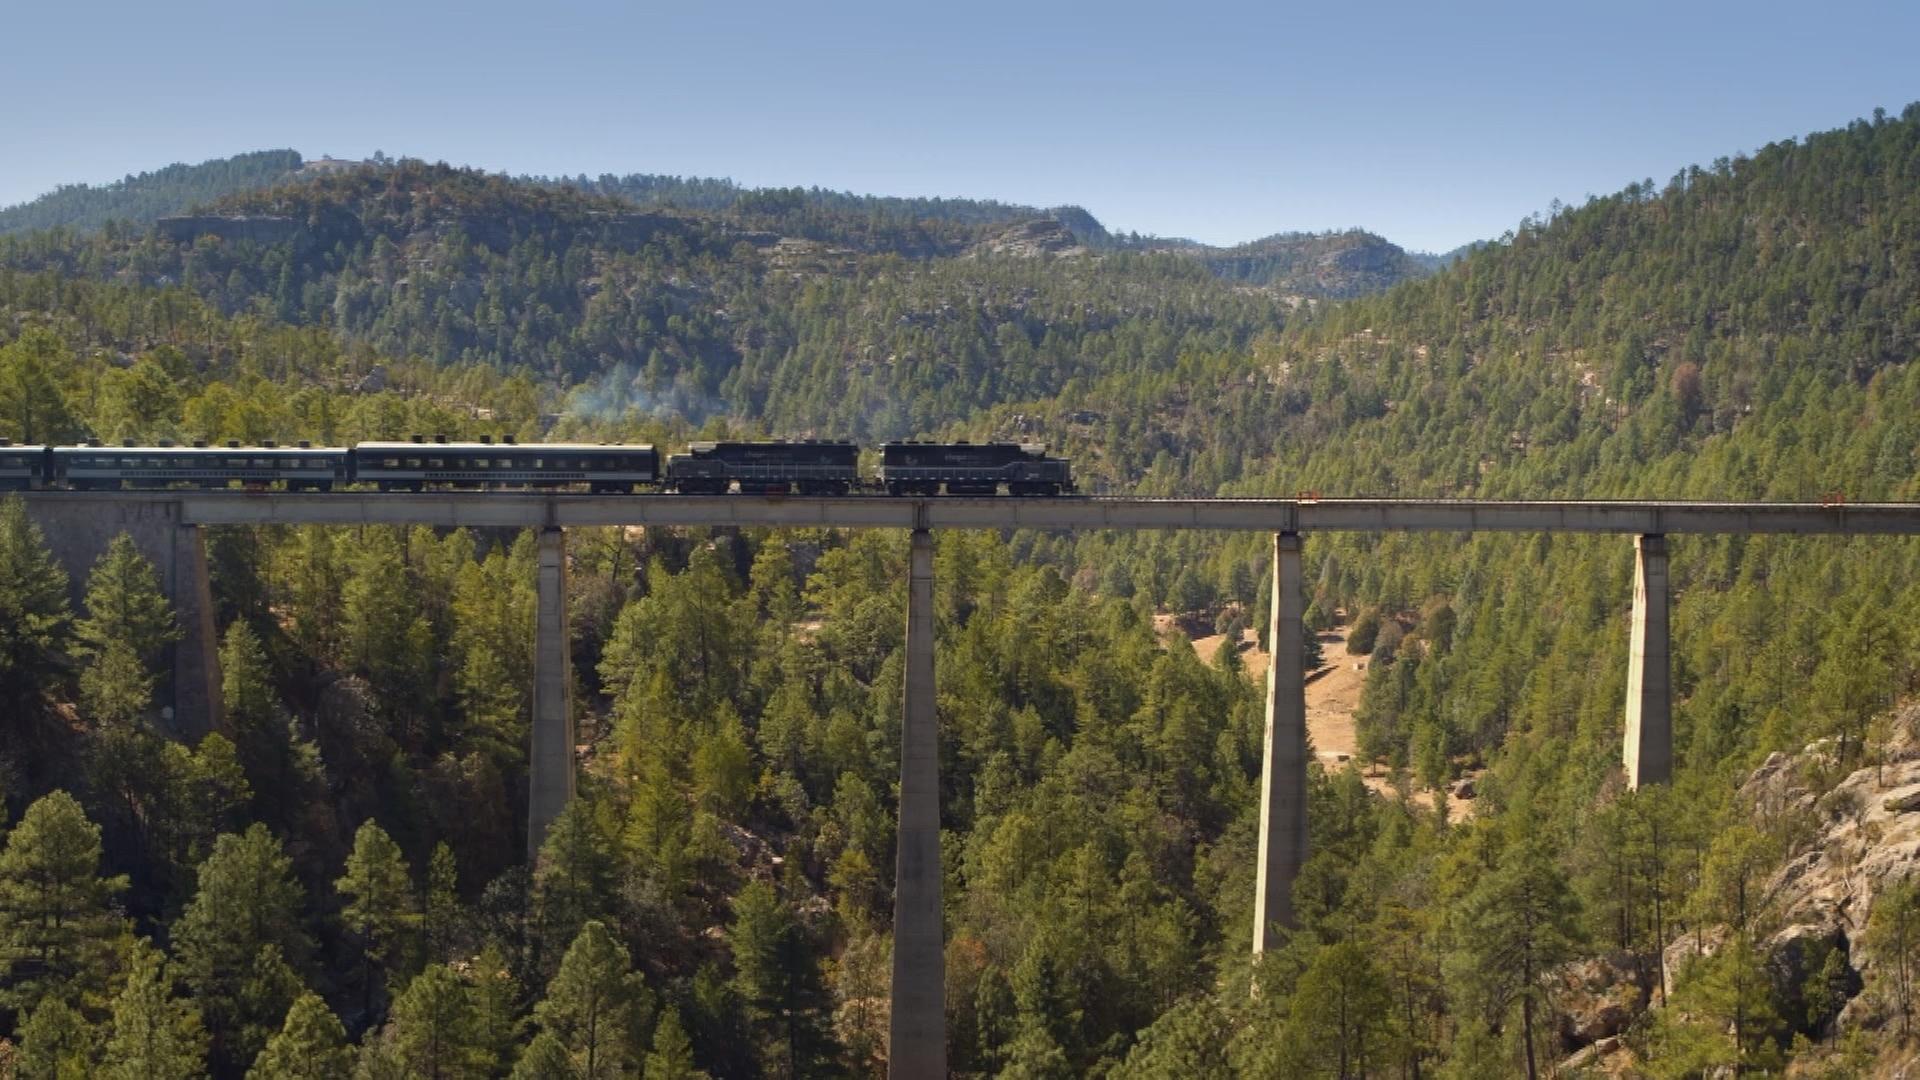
[965,219,1086,259]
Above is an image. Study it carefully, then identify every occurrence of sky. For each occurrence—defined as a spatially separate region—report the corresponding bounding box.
[2,0,1917,253]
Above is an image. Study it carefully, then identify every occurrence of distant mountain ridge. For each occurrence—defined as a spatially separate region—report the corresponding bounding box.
[0,150,304,235]
[0,150,1443,298]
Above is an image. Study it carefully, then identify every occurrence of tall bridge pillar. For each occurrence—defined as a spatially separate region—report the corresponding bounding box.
[19,495,221,737]
[1253,531,1309,954]
[890,527,946,1078]
[527,526,576,860]
[1624,533,1672,787]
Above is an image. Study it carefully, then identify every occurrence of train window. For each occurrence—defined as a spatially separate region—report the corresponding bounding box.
[406,458,422,469]
[382,457,400,468]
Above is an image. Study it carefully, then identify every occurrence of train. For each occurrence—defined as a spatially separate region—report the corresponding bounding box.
[0,436,1075,496]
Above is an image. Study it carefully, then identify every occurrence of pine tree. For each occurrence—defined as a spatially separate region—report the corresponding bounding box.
[508,1031,579,1080]
[340,528,433,727]
[76,534,179,668]
[729,880,836,1078]
[1451,840,1583,1080]
[336,820,419,1019]
[425,841,464,965]
[0,496,70,703]
[101,941,207,1080]
[0,330,84,445]
[469,943,526,1074]
[646,1006,708,1079]
[16,994,96,1079]
[1653,935,1784,1076]
[247,991,354,1080]
[219,620,326,833]
[1273,939,1394,1077]
[533,920,647,1079]
[532,801,617,967]
[386,964,488,1080]
[0,791,128,1016]
[172,823,312,1073]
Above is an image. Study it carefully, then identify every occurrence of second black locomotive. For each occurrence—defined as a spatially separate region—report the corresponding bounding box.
[879,441,1073,496]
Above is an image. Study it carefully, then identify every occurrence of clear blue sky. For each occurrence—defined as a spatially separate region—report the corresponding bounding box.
[3,0,1916,252]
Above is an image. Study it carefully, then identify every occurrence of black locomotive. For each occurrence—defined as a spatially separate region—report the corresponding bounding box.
[665,441,859,495]
[879,441,1073,496]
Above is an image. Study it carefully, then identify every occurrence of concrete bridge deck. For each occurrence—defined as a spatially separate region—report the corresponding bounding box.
[16,491,1917,534]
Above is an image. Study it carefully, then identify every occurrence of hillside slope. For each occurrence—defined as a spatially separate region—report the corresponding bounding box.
[0,150,303,235]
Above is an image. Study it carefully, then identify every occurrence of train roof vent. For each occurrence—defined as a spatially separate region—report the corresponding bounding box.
[502,435,516,445]
[434,434,448,444]
[121,439,136,447]
[226,440,241,448]
[409,434,424,444]
[157,439,174,447]
[87,438,102,447]
[192,440,208,448]
[297,440,311,448]
[479,435,492,445]
[0,438,10,446]
[262,440,276,448]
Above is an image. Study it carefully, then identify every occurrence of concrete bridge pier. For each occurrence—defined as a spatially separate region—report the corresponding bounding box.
[1624,533,1672,788]
[890,526,946,1078]
[527,526,576,860]
[19,495,221,737]
[1253,531,1308,954]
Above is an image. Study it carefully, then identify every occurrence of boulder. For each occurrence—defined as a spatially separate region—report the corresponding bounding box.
[1765,923,1861,1038]
[1554,952,1649,1052]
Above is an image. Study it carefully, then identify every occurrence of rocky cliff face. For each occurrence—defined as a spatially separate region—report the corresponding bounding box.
[1739,706,1920,1028]
[1556,705,1920,1075]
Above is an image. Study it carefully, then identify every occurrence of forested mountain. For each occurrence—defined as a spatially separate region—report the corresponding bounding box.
[1197,229,1433,298]
[0,150,303,235]
[1,104,1919,1077]
[0,160,1292,438]
[542,172,1435,295]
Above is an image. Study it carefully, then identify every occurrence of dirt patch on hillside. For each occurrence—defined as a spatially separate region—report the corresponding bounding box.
[1164,617,1477,819]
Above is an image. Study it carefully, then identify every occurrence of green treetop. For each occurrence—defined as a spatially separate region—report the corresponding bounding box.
[336,819,419,1019]
[246,991,354,1080]
[534,920,650,1079]
[172,823,313,1073]
[0,790,128,1017]
[100,940,207,1080]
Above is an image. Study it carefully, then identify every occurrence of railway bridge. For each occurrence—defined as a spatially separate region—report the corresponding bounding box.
[19,491,1920,1078]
